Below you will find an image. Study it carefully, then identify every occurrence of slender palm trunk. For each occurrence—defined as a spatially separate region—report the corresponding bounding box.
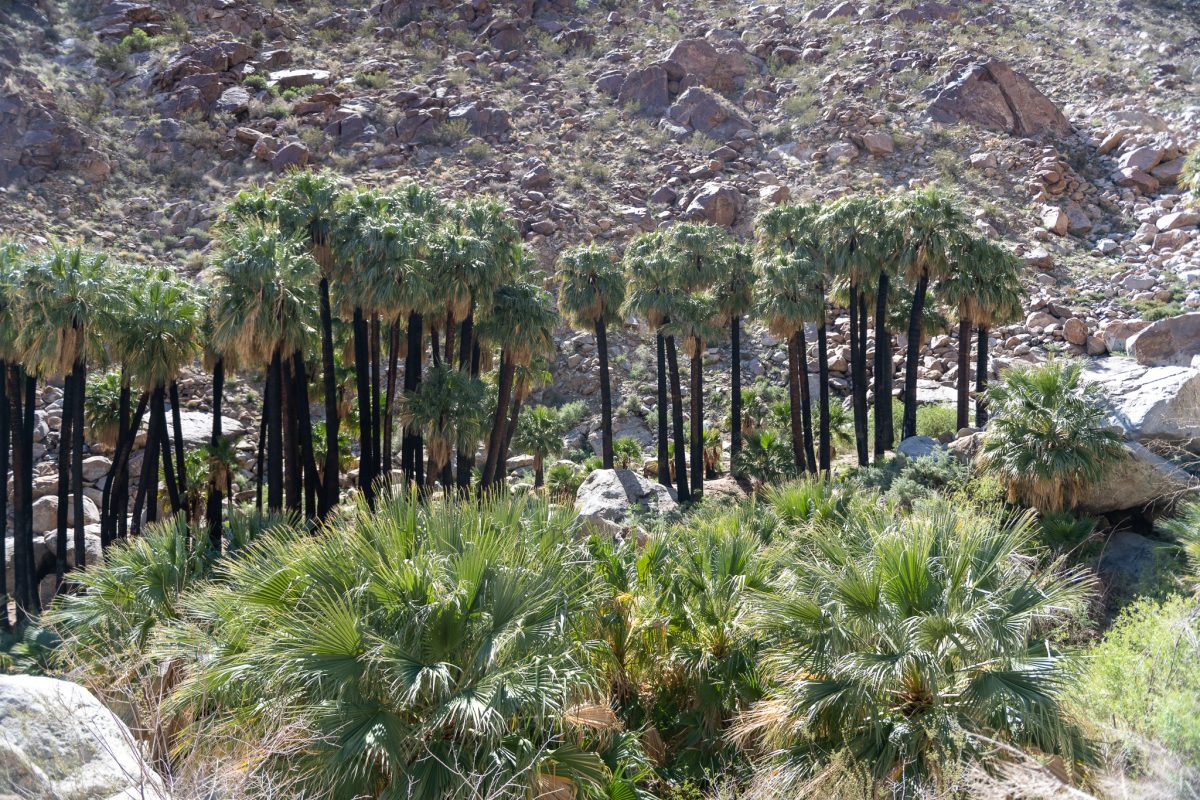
[100,378,128,547]
[134,386,164,533]
[817,320,831,475]
[109,390,145,544]
[401,312,424,487]
[797,329,817,475]
[371,315,382,482]
[501,392,523,481]
[267,350,284,513]
[255,392,266,514]
[318,278,340,517]
[71,360,86,571]
[55,371,74,588]
[786,332,805,474]
[455,311,476,491]
[848,285,868,466]
[596,317,614,469]
[383,320,400,482]
[975,325,990,427]
[873,274,892,457]
[169,380,187,503]
[0,362,8,631]
[481,354,515,492]
[159,407,181,514]
[730,316,743,467]
[655,331,670,487]
[903,269,929,440]
[352,309,373,506]
[665,335,690,502]
[293,351,319,521]
[9,367,30,622]
[689,348,704,499]
[282,357,301,513]
[207,359,224,551]
[956,317,971,432]
[533,454,545,488]
[21,373,37,615]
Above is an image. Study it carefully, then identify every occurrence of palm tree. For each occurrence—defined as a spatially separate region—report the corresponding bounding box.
[397,364,486,488]
[20,245,114,584]
[111,268,201,538]
[499,357,552,482]
[622,231,682,495]
[665,292,720,498]
[713,244,756,467]
[272,169,344,519]
[558,244,626,469]
[742,500,1093,796]
[936,234,1026,431]
[980,360,1125,511]
[0,239,27,624]
[477,279,558,492]
[890,187,969,440]
[511,405,564,488]
[210,222,318,514]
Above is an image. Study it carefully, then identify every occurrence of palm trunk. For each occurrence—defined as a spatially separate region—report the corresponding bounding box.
[975,325,990,427]
[111,390,146,544]
[267,350,284,513]
[100,378,128,547]
[71,360,86,571]
[689,348,704,499]
[169,380,187,503]
[293,352,319,521]
[401,312,424,488]
[817,320,831,475]
[255,391,266,514]
[9,367,29,622]
[481,354,515,491]
[134,386,164,533]
[855,290,870,465]
[730,316,743,466]
[956,317,971,432]
[873,274,892,457]
[282,357,301,513]
[786,332,805,474]
[665,335,690,502]
[0,361,9,631]
[597,317,614,469]
[55,371,74,588]
[318,277,340,517]
[797,328,817,475]
[352,309,373,507]
[501,392,524,480]
[455,310,476,492]
[207,358,224,551]
[534,453,544,488]
[371,314,382,482]
[655,331,670,487]
[21,373,37,614]
[903,269,929,441]
[383,320,400,482]
[159,406,181,514]
[848,284,868,466]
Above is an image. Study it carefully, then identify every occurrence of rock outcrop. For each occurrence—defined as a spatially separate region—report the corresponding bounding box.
[0,674,168,800]
[665,87,752,140]
[925,58,1072,138]
[1126,312,1200,368]
[1082,358,1200,442]
[575,469,678,535]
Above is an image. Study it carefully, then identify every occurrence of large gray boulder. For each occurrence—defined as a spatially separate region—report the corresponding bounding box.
[897,436,943,460]
[1081,358,1200,442]
[134,410,247,449]
[0,674,168,800]
[1076,441,1197,514]
[575,469,677,534]
[1126,312,1200,368]
[925,58,1072,138]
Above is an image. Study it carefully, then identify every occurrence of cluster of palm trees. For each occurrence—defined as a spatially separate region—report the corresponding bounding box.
[623,188,1024,498]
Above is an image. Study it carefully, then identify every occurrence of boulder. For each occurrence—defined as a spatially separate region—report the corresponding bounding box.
[133,410,248,450]
[661,38,748,92]
[617,65,669,113]
[861,131,894,155]
[446,101,511,139]
[924,58,1072,138]
[1101,318,1149,352]
[1081,357,1200,442]
[1126,312,1200,368]
[1063,317,1088,346]
[897,435,943,459]
[575,469,678,535]
[271,141,309,172]
[666,87,753,141]
[30,495,99,533]
[215,85,251,116]
[1156,210,1200,231]
[0,674,168,800]
[684,181,741,226]
[1075,440,1197,514]
[267,68,331,90]
[80,455,111,483]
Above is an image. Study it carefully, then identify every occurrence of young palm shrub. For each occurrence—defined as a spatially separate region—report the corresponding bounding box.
[732,428,797,486]
[740,500,1093,797]
[396,363,486,489]
[612,436,643,470]
[511,404,565,488]
[162,493,622,800]
[980,360,1125,511]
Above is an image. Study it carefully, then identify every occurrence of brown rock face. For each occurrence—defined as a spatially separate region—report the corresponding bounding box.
[618,66,669,113]
[661,38,748,92]
[666,87,752,141]
[684,181,741,227]
[925,59,1072,138]
[0,80,105,186]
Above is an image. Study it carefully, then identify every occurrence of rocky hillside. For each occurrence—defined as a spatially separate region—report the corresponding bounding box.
[2,0,1199,465]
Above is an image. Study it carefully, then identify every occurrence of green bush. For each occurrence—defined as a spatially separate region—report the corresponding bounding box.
[1077,594,1200,760]
[242,73,269,91]
[850,449,970,509]
[120,27,156,53]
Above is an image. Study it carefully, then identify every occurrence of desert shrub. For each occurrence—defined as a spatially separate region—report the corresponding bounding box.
[1077,594,1200,760]
[732,428,796,484]
[242,73,269,91]
[850,449,970,508]
[612,436,643,469]
[83,370,124,447]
